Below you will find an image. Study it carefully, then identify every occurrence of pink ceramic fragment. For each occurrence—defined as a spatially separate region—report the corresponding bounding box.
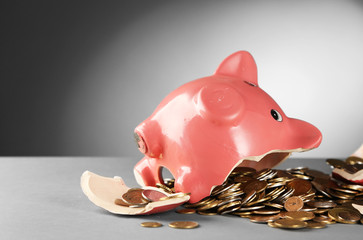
[332,144,363,185]
[80,171,189,215]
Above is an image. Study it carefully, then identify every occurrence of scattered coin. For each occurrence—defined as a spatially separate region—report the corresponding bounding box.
[168,221,199,229]
[250,214,280,223]
[337,211,361,224]
[328,207,361,224]
[326,159,358,174]
[141,222,163,228]
[273,219,308,229]
[197,210,218,216]
[122,188,149,205]
[284,196,304,211]
[313,215,334,224]
[267,221,278,228]
[345,156,363,165]
[284,211,315,221]
[120,162,363,231]
[252,208,281,215]
[114,198,132,207]
[306,221,326,229]
[176,208,196,214]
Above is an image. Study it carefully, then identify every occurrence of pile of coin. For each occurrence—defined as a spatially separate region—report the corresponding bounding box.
[114,179,187,208]
[140,221,199,229]
[326,157,363,174]
[180,164,363,229]
[115,160,363,230]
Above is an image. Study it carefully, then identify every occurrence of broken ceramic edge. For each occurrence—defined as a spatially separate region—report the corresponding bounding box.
[330,143,363,185]
[331,169,363,184]
[134,147,313,203]
[80,171,190,215]
[351,143,363,158]
[352,203,363,214]
[209,147,311,194]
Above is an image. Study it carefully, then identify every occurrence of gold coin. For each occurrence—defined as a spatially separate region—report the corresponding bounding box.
[250,214,280,223]
[217,200,242,214]
[326,188,354,200]
[313,215,334,223]
[291,174,312,181]
[278,211,288,218]
[176,208,196,214]
[197,199,221,211]
[267,221,279,228]
[244,180,267,193]
[284,196,304,212]
[252,208,281,215]
[340,184,363,191]
[141,222,162,228]
[300,206,317,212]
[156,183,174,194]
[238,205,265,211]
[273,219,308,229]
[264,202,284,209]
[311,180,332,198]
[240,190,256,205]
[307,200,337,209]
[231,167,257,176]
[345,156,363,165]
[234,176,254,183]
[114,198,131,207]
[331,187,358,194]
[326,159,346,169]
[233,211,253,217]
[287,179,312,196]
[284,211,315,221]
[168,221,199,229]
[326,159,358,174]
[307,221,326,229]
[327,208,346,222]
[313,209,329,214]
[197,210,217,216]
[337,210,361,224]
[122,188,149,205]
[304,169,330,180]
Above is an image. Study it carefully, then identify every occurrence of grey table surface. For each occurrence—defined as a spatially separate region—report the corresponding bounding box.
[1,157,362,240]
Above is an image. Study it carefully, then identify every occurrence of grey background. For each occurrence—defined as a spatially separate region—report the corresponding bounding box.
[1,0,363,158]
[1,157,362,240]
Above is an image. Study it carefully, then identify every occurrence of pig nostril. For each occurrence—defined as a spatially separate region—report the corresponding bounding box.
[134,132,147,154]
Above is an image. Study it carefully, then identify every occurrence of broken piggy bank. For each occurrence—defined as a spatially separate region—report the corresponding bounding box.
[81,51,322,214]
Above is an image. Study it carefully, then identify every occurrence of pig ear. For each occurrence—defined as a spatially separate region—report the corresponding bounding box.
[196,83,244,124]
[215,51,258,87]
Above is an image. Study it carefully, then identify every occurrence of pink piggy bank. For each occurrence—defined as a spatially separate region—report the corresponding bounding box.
[134,51,322,203]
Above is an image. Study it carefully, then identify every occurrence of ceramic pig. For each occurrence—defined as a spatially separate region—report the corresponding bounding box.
[133,51,322,203]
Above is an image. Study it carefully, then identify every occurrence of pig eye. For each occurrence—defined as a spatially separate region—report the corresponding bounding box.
[271,109,283,122]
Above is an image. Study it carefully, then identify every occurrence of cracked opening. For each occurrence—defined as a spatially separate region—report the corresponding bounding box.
[238,152,292,170]
[159,166,175,185]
